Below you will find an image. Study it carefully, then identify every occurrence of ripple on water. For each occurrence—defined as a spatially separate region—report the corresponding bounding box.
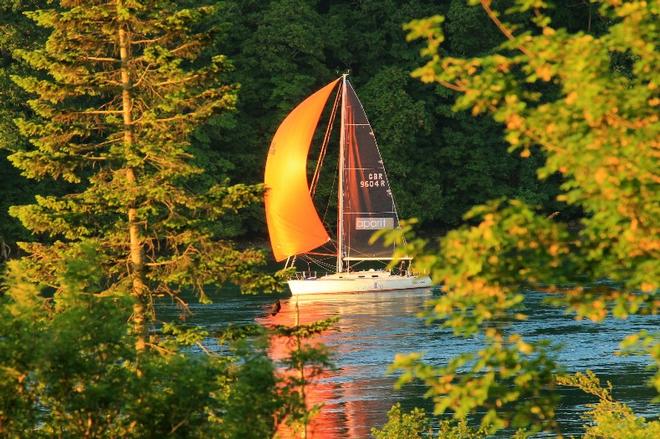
[157,289,658,438]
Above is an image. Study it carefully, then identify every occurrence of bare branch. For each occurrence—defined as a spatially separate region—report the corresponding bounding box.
[80,110,123,115]
[131,35,167,45]
[133,63,154,87]
[480,0,534,58]
[154,73,202,87]
[439,80,466,93]
[84,56,120,63]
[170,41,201,55]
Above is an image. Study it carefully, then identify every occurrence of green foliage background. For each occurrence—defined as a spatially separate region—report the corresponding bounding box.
[1,0,572,252]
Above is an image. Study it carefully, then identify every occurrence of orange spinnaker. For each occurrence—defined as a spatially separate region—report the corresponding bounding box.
[264,79,340,261]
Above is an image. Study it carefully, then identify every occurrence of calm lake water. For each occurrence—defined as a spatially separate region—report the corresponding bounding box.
[158,288,658,438]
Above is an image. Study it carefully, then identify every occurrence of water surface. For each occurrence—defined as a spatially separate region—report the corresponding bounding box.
[158,289,658,437]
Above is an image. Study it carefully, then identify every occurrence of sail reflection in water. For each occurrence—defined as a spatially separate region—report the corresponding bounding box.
[258,289,432,438]
[157,289,658,438]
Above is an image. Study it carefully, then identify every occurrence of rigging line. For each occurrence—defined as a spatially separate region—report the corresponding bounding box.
[347,259,388,273]
[303,251,336,257]
[321,155,338,235]
[340,245,396,261]
[310,85,341,196]
[302,254,335,272]
[343,211,397,215]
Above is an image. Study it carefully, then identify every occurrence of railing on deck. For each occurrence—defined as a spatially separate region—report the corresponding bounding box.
[294,271,318,280]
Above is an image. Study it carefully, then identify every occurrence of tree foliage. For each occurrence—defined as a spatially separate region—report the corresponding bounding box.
[1,0,656,437]
[2,0,573,247]
[371,402,488,439]
[0,251,332,437]
[371,403,431,439]
[557,371,660,439]
[381,0,659,435]
[6,0,282,348]
[0,0,51,252]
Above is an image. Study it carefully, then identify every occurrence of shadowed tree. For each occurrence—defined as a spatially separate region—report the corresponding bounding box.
[0,0,51,255]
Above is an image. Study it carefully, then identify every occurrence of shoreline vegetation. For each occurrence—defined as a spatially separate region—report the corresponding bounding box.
[1,1,658,438]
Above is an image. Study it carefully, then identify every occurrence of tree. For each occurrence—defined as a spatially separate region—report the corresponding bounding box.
[202,0,562,234]
[0,246,322,437]
[384,0,659,435]
[371,403,488,439]
[209,0,332,185]
[0,0,51,255]
[7,0,279,351]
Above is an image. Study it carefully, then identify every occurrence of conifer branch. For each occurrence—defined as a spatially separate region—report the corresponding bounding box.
[131,36,168,45]
[154,73,203,87]
[133,64,154,87]
[84,56,120,63]
[141,114,188,124]
[80,110,123,115]
[145,246,197,267]
[169,41,202,55]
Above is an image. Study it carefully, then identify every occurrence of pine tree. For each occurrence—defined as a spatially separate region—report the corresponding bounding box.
[8,0,277,351]
[0,0,50,255]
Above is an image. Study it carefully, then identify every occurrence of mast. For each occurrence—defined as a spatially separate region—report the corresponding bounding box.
[337,74,347,273]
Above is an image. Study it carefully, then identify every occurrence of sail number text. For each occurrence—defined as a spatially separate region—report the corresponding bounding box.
[360,172,386,188]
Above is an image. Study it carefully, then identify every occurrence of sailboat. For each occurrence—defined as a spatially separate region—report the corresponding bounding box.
[264,74,432,295]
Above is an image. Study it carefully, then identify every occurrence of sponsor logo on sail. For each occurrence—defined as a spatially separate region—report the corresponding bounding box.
[356,217,394,230]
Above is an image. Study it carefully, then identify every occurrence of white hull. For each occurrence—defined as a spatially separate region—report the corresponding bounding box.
[287,270,432,295]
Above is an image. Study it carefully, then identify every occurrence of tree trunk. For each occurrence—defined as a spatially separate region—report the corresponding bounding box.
[117,0,147,353]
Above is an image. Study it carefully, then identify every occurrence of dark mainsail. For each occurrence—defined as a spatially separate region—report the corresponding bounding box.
[341,80,400,260]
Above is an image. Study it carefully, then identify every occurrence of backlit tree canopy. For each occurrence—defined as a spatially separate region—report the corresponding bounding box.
[386,0,658,434]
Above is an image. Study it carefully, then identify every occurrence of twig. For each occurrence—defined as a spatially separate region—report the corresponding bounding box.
[480,0,534,58]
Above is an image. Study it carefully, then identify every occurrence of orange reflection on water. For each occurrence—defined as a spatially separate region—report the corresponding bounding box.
[261,296,344,438]
[259,290,431,438]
